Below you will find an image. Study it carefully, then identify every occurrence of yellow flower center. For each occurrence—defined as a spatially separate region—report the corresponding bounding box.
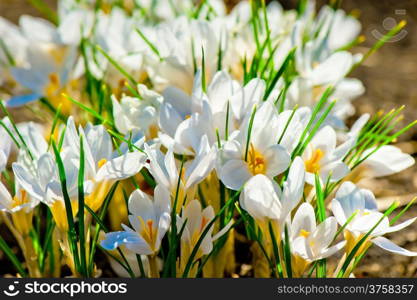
[305,148,324,173]
[299,229,311,238]
[11,190,28,208]
[43,73,73,115]
[98,158,107,169]
[247,144,267,175]
[138,216,158,252]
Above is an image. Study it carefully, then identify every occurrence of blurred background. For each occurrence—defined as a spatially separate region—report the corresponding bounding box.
[1,0,417,276]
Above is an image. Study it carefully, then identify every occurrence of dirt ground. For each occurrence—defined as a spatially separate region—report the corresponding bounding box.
[1,0,417,277]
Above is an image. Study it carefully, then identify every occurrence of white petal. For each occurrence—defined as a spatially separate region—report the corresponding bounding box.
[282,156,305,213]
[20,15,57,43]
[310,125,337,153]
[207,71,238,114]
[240,174,282,221]
[219,159,252,190]
[362,145,415,178]
[159,101,184,137]
[36,153,57,189]
[185,144,216,189]
[385,217,417,234]
[156,212,171,251]
[331,199,347,225]
[153,184,171,216]
[372,236,417,257]
[230,78,265,122]
[264,144,291,177]
[128,189,155,228]
[291,203,316,238]
[311,216,338,251]
[12,163,44,201]
[320,161,350,182]
[311,51,353,85]
[96,152,146,181]
[0,182,12,211]
[318,241,346,259]
[183,200,203,236]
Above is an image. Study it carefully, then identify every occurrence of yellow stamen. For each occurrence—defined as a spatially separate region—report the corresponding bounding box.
[98,158,107,169]
[147,219,154,239]
[299,229,311,238]
[305,148,324,173]
[247,144,267,175]
[138,216,158,251]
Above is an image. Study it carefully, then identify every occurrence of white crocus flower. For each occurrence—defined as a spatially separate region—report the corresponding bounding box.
[193,70,266,135]
[0,182,38,236]
[0,122,38,236]
[315,5,362,51]
[94,8,147,88]
[331,181,417,256]
[112,84,162,139]
[296,42,354,88]
[145,137,216,205]
[287,30,364,125]
[12,150,90,232]
[6,13,90,112]
[159,68,267,151]
[8,120,85,232]
[145,17,221,93]
[290,203,345,276]
[177,199,232,276]
[225,77,266,132]
[8,43,79,112]
[302,125,350,185]
[239,157,305,239]
[63,117,147,212]
[158,70,217,156]
[101,186,171,255]
[14,121,49,169]
[218,101,291,190]
[158,69,265,153]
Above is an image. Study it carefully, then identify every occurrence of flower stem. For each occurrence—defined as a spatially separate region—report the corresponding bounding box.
[148,255,159,278]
